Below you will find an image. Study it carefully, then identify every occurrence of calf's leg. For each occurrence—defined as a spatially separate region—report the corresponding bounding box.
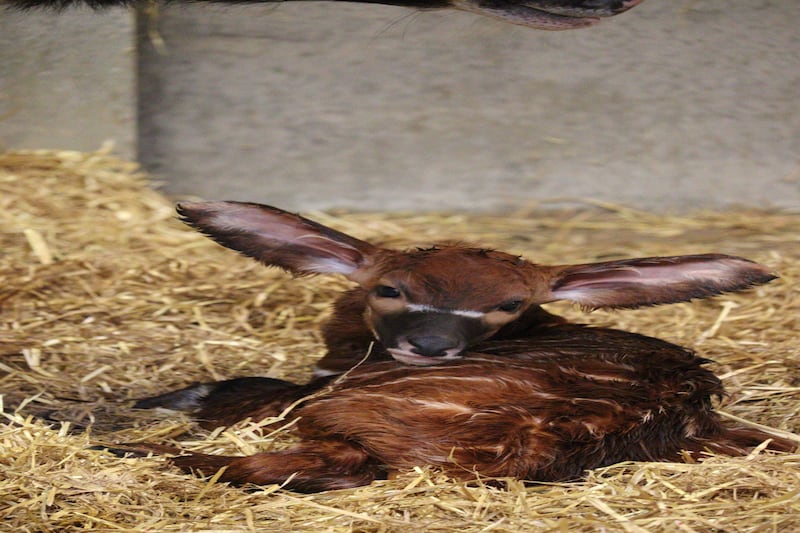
[170,439,384,492]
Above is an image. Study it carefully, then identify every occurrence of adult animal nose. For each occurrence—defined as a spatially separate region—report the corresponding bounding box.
[407,336,459,357]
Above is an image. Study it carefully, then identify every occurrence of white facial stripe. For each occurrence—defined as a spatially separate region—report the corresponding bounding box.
[388,349,464,366]
[405,304,485,318]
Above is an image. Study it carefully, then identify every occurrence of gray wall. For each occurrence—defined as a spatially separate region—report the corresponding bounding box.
[0,9,135,158]
[3,1,799,211]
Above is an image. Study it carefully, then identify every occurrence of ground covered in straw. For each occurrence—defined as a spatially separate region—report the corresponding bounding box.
[2,149,799,532]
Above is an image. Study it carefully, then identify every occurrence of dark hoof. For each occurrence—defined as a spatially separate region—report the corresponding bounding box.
[134,377,297,413]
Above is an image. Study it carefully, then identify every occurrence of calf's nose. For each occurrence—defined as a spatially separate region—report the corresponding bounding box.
[407,335,459,357]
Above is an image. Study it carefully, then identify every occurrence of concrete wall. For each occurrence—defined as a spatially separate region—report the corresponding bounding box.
[0,9,135,158]
[3,1,799,211]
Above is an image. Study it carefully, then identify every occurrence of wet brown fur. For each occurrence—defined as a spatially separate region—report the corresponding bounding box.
[165,327,795,492]
[124,202,792,492]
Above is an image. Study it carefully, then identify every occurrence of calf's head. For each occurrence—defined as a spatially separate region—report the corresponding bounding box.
[178,201,775,366]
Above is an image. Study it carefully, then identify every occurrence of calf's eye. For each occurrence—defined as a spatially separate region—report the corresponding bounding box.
[497,300,523,313]
[375,285,402,298]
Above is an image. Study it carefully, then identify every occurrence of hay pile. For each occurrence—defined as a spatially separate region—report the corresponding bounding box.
[2,149,799,531]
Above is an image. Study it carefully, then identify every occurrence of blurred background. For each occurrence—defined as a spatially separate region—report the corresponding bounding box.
[1,0,798,212]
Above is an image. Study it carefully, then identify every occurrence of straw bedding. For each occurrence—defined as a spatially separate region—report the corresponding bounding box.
[1,149,799,532]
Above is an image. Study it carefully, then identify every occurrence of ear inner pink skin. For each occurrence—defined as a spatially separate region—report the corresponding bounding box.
[176,201,379,278]
[547,255,775,309]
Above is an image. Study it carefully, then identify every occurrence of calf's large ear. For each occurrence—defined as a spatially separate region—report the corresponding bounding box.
[543,254,776,309]
[177,201,380,281]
